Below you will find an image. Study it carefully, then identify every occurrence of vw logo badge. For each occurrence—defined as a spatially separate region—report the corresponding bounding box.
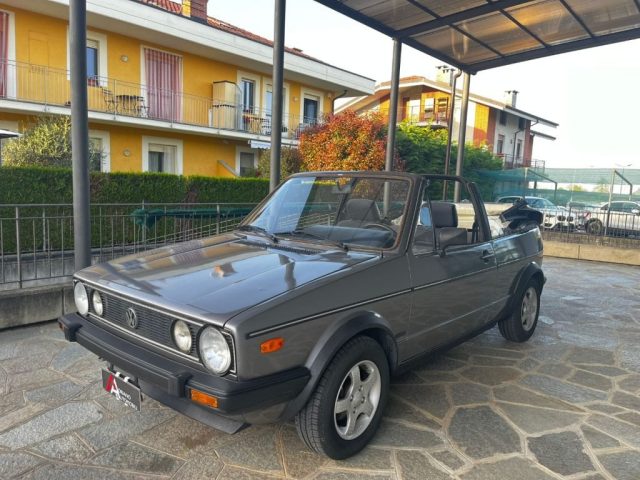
[125,307,138,329]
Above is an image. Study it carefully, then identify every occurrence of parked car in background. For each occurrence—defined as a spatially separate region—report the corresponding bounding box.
[565,202,600,229]
[495,196,575,230]
[60,172,545,459]
[583,201,640,236]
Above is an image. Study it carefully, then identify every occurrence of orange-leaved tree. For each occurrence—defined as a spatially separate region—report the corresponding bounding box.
[299,110,387,171]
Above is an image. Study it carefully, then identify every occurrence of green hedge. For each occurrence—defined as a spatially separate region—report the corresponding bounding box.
[0,166,269,204]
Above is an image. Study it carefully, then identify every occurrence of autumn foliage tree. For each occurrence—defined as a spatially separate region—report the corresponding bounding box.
[299,110,387,171]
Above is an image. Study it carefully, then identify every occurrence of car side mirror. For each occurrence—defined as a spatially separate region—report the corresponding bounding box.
[632,208,640,215]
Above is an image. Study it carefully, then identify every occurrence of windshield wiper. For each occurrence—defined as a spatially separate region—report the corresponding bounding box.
[276,229,349,252]
[237,225,279,243]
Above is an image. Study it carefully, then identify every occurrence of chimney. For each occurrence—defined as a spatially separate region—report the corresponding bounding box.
[190,0,208,23]
[505,90,518,108]
[435,65,452,84]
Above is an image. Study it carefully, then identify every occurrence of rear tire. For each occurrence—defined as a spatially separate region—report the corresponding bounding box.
[499,278,541,343]
[295,336,389,459]
[586,219,603,235]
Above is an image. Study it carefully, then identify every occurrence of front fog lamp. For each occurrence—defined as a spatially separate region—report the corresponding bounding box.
[74,282,89,316]
[173,320,193,353]
[198,327,231,374]
[91,290,104,316]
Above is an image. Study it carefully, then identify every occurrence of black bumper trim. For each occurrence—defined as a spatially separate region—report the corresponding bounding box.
[59,313,310,415]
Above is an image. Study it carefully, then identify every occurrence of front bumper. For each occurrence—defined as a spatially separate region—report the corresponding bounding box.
[59,313,310,430]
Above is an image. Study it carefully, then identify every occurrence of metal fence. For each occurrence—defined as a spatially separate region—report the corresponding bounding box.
[540,204,640,247]
[0,202,257,290]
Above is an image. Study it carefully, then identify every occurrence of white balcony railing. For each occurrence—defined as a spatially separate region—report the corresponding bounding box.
[0,60,319,139]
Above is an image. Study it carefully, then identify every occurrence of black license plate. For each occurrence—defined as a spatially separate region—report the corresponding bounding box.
[101,368,142,411]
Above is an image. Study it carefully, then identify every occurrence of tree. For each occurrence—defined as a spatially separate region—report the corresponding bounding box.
[298,110,387,171]
[2,115,102,170]
[593,178,610,193]
[257,146,304,179]
[395,123,502,199]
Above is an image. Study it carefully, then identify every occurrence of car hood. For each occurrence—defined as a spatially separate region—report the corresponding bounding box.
[76,234,376,325]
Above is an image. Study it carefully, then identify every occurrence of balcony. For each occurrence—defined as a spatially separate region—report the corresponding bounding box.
[0,60,318,140]
[371,105,450,127]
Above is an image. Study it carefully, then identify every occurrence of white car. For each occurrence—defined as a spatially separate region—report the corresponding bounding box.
[583,201,640,236]
[496,196,575,230]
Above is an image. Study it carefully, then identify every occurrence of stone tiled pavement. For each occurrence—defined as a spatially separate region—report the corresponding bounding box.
[0,257,639,479]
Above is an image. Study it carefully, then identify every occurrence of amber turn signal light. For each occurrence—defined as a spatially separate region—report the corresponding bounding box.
[260,337,284,354]
[190,389,218,409]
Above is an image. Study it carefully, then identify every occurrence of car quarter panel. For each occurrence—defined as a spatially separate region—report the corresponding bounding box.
[492,228,544,300]
[225,254,412,380]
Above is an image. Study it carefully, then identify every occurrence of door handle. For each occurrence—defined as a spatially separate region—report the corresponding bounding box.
[481,250,495,262]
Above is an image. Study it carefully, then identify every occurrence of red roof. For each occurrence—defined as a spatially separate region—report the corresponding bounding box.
[136,0,315,60]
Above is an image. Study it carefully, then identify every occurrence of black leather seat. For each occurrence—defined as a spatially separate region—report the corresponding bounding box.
[430,202,467,247]
[337,199,381,227]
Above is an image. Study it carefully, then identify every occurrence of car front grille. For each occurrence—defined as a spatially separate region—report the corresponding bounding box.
[87,289,235,373]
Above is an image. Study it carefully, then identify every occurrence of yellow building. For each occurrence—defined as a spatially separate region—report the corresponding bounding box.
[0,0,372,176]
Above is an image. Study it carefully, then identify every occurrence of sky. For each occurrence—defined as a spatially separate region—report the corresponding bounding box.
[208,0,640,170]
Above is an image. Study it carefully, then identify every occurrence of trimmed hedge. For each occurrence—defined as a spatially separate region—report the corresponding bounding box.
[0,166,270,205]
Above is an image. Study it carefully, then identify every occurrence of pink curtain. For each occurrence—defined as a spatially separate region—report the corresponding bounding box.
[144,48,182,121]
[0,12,8,98]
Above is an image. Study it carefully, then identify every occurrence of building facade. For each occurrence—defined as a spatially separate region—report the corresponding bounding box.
[338,75,557,169]
[0,0,372,175]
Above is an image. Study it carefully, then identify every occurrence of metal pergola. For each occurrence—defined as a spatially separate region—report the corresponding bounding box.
[69,0,640,270]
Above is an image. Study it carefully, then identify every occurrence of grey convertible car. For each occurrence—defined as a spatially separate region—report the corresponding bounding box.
[59,171,545,459]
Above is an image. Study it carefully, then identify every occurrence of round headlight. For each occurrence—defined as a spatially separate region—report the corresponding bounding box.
[91,290,104,316]
[74,282,89,316]
[172,320,193,353]
[198,327,231,374]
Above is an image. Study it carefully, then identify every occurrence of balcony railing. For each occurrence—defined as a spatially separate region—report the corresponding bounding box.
[371,106,450,126]
[0,60,319,139]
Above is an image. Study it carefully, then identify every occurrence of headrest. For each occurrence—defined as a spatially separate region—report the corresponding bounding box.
[430,202,458,228]
[343,199,380,222]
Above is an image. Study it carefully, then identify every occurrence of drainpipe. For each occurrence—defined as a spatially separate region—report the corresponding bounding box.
[453,72,470,203]
[332,90,348,114]
[443,69,461,200]
[385,38,402,172]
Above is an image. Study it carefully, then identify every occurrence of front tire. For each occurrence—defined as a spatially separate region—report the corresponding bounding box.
[295,336,390,459]
[499,278,541,342]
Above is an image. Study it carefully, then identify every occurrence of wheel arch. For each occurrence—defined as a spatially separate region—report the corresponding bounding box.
[502,261,545,320]
[281,310,397,420]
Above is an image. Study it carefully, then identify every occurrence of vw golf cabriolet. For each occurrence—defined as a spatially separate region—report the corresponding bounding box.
[60,171,545,459]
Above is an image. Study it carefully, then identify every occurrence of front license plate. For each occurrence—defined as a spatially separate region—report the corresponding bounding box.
[101,368,142,411]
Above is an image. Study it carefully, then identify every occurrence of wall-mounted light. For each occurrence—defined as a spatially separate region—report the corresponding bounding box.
[293,96,299,102]
[120,55,129,63]
[123,148,131,157]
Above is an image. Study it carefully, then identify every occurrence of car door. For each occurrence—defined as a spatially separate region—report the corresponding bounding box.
[403,181,500,361]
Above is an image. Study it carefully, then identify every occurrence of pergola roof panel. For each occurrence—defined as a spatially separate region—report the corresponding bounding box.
[415,0,488,17]
[566,0,640,35]
[314,0,640,72]
[454,10,542,54]
[413,26,501,63]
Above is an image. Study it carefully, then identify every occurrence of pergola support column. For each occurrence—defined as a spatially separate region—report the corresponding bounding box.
[384,38,402,172]
[70,0,91,270]
[453,71,471,202]
[269,0,286,191]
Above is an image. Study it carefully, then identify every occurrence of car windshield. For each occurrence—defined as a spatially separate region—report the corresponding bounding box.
[239,175,411,250]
